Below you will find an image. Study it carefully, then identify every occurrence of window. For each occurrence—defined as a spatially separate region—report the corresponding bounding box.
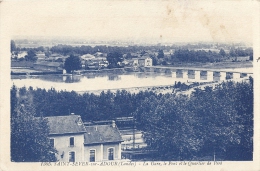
[108,148,114,160]
[49,138,54,147]
[70,137,74,146]
[69,151,75,162]
[89,150,95,162]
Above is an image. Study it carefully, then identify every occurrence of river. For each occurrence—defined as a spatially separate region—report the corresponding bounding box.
[11,67,252,92]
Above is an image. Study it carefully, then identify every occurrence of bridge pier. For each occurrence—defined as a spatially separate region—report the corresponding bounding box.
[233,73,241,79]
[207,71,214,81]
[183,71,188,80]
[172,71,176,78]
[220,72,226,81]
[63,75,66,82]
[194,70,200,80]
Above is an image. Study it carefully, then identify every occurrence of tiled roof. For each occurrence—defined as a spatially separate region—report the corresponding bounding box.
[84,125,123,145]
[46,115,86,135]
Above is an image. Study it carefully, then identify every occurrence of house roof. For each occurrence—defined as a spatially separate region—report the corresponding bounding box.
[34,61,62,67]
[45,115,86,135]
[139,56,151,60]
[84,125,123,145]
[81,54,95,60]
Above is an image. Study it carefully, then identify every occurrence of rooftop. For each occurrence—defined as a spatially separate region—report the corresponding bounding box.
[34,61,62,67]
[84,124,123,145]
[46,115,86,135]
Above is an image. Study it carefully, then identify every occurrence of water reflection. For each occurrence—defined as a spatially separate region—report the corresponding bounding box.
[86,74,96,79]
[108,75,121,81]
[11,69,251,92]
[64,75,81,83]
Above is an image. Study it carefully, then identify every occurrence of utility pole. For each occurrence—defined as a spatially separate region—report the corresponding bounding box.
[133,118,135,149]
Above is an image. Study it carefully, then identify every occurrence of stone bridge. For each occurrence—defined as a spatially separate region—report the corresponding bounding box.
[144,66,253,81]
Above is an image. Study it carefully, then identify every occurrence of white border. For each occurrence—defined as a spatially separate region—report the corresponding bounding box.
[0,0,259,171]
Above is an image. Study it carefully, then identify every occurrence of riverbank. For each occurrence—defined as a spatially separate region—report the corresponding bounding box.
[76,81,215,95]
[77,85,175,95]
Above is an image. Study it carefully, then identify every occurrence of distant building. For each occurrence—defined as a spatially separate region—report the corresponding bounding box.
[17,51,28,59]
[85,58,108,70]
[138,57,152,67]
[33,61,63,71]
[227,56,250,62]
[93,52,106,58]
[35,52,46,61]
[46,114,123,162]
[81,54,95,61]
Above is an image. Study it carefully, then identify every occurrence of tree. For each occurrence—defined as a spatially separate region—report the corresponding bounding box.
[106,51,123,68]
[11,87,57,162]
[219,49,226,57]
[24,49,38,62]
[134,81,253,161]
[151,55,158,65]
[11,40,16,52]
[125,53,132,59]
[45,51,51,58]
[64,55,82,73]
[157,49,164,59]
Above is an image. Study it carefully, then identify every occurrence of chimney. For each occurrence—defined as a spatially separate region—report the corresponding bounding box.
[112,120,116,128]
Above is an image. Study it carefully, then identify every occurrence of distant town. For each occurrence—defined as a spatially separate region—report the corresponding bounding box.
[11,39,253,75]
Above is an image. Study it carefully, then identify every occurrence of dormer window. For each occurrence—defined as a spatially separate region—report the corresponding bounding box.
[76,116,82,125]
[70,137,74,147]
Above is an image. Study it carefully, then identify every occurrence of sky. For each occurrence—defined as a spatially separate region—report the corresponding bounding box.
[0,0,257,44]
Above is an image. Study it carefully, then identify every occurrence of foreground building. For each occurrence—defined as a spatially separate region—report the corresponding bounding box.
[46,114,123,162]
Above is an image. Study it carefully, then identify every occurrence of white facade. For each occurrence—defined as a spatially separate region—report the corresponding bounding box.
[46,115,123,162]
[138,57,152,67]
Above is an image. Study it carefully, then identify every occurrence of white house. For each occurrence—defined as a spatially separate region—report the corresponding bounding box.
[46,114,123,162]
[138,57,152,67]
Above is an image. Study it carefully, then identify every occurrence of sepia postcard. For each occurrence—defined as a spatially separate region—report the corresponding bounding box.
[0,0,260,171]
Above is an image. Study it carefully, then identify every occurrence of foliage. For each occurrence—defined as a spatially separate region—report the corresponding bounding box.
[171,49,223,63]
[106,51,123,68]
[125,53,132,59]
[150,55,159,65]
[11,40,16,52]
[11,86,57,162]
[64,54,82,73]
[219,49,226,57]
[157,49,164,59]
[11,78,253,161]
[134,80,253,160]
[24,49,38,62]
[229,47,253,58]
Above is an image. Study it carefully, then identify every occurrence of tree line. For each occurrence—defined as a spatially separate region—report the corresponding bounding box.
[171,48,253,63]
[11,78,253,161]
[11,40,253,64]
[134,78,253,160]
